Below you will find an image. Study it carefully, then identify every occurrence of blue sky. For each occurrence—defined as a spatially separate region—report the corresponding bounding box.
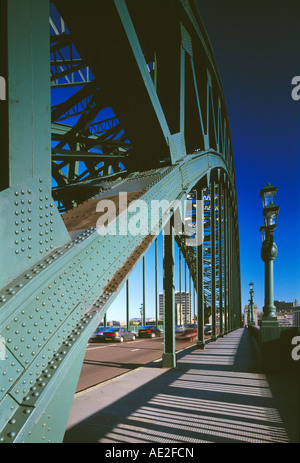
[196,0,300,313]
[106,1,300,321]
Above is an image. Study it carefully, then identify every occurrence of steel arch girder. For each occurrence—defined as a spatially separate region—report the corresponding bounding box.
[0,150,235,443]
[52,0,235,172]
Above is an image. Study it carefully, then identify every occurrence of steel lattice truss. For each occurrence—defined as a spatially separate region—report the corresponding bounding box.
[177,185,225,324]
[50,3,133,212]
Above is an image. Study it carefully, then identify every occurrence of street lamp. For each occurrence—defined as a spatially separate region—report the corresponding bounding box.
[259,183,280,319]
[248,282,255,326]
[247,301,251,325]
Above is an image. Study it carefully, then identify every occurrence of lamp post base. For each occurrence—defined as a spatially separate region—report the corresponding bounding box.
[259,317,281,372]
[260,316,279,338]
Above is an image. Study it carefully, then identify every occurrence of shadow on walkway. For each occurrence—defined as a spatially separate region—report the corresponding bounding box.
[63,329,300,443]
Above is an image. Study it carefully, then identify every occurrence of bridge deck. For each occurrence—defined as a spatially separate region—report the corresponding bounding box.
[63,328,300,443]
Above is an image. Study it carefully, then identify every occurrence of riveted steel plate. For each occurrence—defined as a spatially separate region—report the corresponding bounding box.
[0,338,24,402]
[0,175,70,289]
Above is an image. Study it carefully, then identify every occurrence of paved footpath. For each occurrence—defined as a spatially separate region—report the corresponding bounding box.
[64,328,300,443]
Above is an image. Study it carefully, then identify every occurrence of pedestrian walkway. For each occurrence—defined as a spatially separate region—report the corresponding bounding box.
[63,328,300,443]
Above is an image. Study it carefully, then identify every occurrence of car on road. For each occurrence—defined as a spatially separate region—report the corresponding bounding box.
[175,323,197,341]
[101,327,137,343]
[204,324,212,334]
[89,326,110,342]
[90,326,136,343]
[175,325,185,333]
[138,325,162,338]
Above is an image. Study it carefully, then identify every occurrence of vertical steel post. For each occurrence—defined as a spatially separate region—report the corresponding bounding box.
[162,215,176,368]
[179,249,182,325]
[219,182,224,337]
[0,0,69,288]
[5,0,50,186]
[196,185,205,349]
[228,193,233,332]
[232,199,236,330]
[185,260,187,324]
[155,238,158,328]
[142,256,146,326]
[232,221,236,330]
[229,194,234,331]
[126,279,129,329]
[0,0,9,191]
[210,176,217,341]
[234,220,238,329]
[224,182,228,335]
[193,281,196,323]
[189,272,191,323]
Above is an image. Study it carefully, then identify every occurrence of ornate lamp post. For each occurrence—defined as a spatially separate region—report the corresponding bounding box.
[259,183,280,321]
[247,302,251,325]
[248,282,255,326]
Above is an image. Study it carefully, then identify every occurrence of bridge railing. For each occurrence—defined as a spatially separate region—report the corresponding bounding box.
[247,323,300,373]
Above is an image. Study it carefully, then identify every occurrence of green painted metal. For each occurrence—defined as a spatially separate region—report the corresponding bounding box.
[224,182,229,334]
[210,176,217,341]
[196,185,205,349]
[0,0,70,289]
[261,229,278,319]
[0,151,234,443]
[7,0,50,186]
[228,193,233,331]
[0,0,242,443]
[155,238,158,328]
[114,0,174,160]
[248,283,255,326]
[142,256,146,326]
[218,181,224,336]
[162,216,176,369]
[0,176,70,288]
[126,279,129,330]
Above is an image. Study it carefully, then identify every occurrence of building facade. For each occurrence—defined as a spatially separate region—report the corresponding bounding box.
[243,304,258,326]
[274,300,299,312]
[293,306,300,327]
[159,291,192,324]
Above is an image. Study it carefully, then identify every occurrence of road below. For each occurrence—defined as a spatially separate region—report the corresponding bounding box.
[76,336,206,393]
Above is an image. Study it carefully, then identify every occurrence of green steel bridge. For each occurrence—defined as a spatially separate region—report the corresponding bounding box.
[0,0,242,442]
